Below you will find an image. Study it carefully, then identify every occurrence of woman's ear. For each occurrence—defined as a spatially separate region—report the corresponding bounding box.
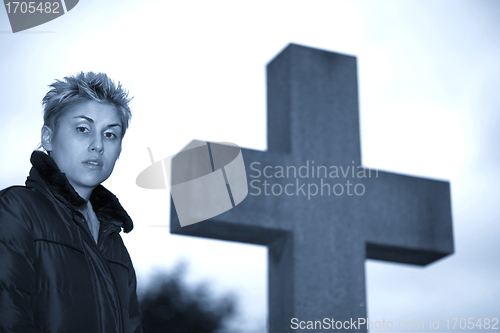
[41,125,53,152]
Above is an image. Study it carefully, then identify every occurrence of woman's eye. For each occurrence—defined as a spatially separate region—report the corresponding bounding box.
[104,132,117,139]
[76,126,89,133]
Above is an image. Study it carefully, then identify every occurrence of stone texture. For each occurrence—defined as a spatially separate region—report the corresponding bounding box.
[170,44,454,332]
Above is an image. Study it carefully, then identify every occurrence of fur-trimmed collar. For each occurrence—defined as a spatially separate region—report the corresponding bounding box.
[29,151,133,233]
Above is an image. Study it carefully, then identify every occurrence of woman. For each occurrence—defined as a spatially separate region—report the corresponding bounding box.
[0,72,142,332]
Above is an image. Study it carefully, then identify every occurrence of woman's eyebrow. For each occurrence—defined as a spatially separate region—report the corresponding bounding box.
[73,116,121,128]
[74,115,93,122]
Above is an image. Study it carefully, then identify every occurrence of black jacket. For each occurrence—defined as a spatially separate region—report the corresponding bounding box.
[0,151,142,332]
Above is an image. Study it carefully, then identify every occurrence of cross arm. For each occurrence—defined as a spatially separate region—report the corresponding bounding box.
[357,169,454,265]
[170,148,291,245]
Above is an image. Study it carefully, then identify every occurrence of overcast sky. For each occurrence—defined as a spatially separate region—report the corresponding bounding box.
[1,1,499,331]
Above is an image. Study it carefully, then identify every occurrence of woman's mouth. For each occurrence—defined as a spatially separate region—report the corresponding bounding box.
[83,158,103,168]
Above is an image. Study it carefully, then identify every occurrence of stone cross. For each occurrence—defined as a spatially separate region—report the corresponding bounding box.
[170,44,454,332]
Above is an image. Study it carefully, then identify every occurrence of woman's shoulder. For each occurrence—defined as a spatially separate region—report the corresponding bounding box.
[0,184,50,215]
[0,186,41,236]
[0,185,36,201]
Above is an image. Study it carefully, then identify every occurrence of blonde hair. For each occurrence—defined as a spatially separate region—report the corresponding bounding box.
[42,72,133,137]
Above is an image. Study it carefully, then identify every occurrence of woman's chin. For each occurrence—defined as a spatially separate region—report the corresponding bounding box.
[70,177,106,192]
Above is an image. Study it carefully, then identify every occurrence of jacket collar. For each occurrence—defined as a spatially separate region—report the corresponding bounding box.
[28,151,133,233]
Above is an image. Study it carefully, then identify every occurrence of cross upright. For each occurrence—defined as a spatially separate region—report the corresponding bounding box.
[170,44,454,332]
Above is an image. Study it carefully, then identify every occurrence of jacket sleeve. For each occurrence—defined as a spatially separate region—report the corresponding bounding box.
[0,189,38,332]
[127,257,143,333]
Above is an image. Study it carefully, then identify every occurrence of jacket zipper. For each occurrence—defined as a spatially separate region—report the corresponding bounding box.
[98,228,125,333]
[75,211,126,333]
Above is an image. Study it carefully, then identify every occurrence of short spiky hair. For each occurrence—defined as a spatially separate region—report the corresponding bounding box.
[42,72,132,136]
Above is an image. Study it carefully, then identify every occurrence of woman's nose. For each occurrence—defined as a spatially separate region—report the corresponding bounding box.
[89,134,104,154]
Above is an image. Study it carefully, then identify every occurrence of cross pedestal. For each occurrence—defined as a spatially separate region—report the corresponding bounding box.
[170,44,454,332]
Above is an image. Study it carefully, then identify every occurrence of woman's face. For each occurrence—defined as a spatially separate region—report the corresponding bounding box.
[42,100,123,198]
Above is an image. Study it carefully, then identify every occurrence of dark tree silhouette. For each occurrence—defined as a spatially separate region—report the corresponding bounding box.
[139,264,236,333]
